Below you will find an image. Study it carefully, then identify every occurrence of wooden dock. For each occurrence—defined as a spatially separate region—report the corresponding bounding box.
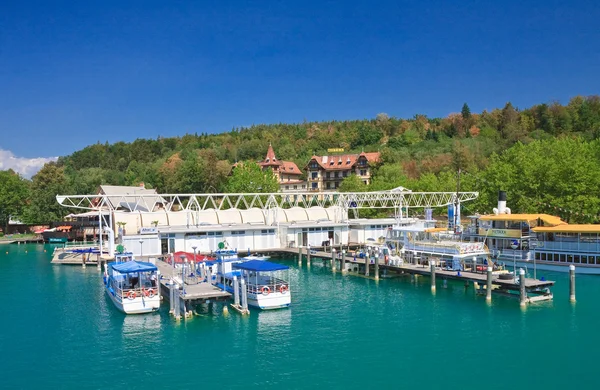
[155,260,230,302]
[279,246,555,304]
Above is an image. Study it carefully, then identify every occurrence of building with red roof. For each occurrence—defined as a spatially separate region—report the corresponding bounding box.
[258,144,307,192]
[305,151,380,191]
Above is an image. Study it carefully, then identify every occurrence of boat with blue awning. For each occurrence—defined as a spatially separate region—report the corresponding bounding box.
[215,260,291,310]
[103,256,161,314]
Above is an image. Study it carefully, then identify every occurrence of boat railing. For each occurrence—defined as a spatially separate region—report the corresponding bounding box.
[247,277,289,294]
[111,279,158,300]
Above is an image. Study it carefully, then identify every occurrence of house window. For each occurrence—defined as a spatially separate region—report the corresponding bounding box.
[302,184,306,189]
[285,186,289,190]
[360,169,366,176]
[312,182,318,189]
[327,182,331,189]
[334,172,339,178]
[343,171,348,177]
[311,172,318,179]
[293,185,297,189]
[335,182,339,188]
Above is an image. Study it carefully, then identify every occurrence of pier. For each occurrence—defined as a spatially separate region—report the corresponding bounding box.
[281,247,556,304]
[154,259,231,319]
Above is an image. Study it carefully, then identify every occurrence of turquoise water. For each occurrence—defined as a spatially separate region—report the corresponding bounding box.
[1,244,599,389]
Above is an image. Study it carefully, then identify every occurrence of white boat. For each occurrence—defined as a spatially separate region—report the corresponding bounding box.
[243,254,271,261]
[215,259,291,310]
[103,256,161,314]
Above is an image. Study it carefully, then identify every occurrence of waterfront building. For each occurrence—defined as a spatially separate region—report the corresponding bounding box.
[305,152,380,192]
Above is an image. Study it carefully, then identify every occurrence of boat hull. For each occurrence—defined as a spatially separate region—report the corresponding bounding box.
[105,286,160,314]
[509,259,600,275]
[248,292,291,309]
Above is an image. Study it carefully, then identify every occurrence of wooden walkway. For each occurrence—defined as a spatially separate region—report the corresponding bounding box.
[279,247,555,293]
[155,260,230,302]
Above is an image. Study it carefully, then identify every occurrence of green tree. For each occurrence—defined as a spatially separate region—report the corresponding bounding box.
[24,163,72,223]
[226,162,279,193]
[339,174,368,192]
[0,170,29,231]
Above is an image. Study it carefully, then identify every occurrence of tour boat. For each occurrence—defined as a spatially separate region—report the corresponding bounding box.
[464,191,600,275]
[103,254,161,314]
[214,258,291,310]
[243,254,271,261]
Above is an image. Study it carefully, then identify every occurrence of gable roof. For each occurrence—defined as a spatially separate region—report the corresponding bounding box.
[307,152,381,171]
[97,185,166,212]
[280,161,302,175]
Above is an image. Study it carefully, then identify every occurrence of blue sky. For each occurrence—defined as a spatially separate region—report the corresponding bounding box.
[1,0,599,175]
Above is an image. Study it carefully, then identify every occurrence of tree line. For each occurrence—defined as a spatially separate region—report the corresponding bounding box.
[1,95,599,228]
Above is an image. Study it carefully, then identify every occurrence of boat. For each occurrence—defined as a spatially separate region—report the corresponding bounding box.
[215,260,291,310]
[103,254,161,314]
[42,226,73,243]
[243,254,271,261]
[464,191,600,275]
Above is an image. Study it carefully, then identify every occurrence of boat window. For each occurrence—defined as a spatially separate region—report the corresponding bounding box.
[590,256,595,265]
[535,252,541,260]
[574,255,580,263]
[560,254,566,262]
[581,255,588,264]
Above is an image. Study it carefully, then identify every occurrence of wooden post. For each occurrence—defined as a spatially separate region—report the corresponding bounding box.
[82,253,86,268]
[486,266,493,302]
[169,279,175,314]
[569,265,576,303]
[332,248,337,271]
[519,268,527,306]
[374,253,379,280]
[341,250,346,272]
[430,260,436,292]
[298,245,302,264]
[364,254,370,276]
[307,245,311,264]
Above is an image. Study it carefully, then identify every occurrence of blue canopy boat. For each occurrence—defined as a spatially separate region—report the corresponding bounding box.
[104,259,161,314]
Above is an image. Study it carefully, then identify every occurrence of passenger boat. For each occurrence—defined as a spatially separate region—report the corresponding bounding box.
[243,254,271,261]
[386,224,494,272]
[103,253,161,314]
[464,191,600,275]
[42,226,73,243]
[215,260,291,310]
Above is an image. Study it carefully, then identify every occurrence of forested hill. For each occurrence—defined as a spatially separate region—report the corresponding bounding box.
[2,96,600,226]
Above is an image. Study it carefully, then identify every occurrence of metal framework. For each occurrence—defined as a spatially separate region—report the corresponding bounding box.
[57,191,478,213]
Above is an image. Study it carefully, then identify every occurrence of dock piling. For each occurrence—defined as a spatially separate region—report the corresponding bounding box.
[519,268,527,306]
[298,246,302,264]
[307,245,311,264]
[341,250,346,272]
[364,255,370,277]
[569,265,576,303]
[430,261,436,292]
[332,248,337,271]
[374,253,379,280]
[240,278,249,312]
[486,266,493,302]
[233,275,240,307]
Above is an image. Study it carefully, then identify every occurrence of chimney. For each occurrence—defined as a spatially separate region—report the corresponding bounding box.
[497,190,506,214]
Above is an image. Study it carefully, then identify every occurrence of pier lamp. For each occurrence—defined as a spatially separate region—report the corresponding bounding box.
[139,239,144,258]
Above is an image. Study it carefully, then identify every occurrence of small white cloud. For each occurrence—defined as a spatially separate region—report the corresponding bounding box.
[0,148,58,178]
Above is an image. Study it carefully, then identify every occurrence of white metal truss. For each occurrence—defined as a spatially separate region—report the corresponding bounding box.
[56,191,478,212]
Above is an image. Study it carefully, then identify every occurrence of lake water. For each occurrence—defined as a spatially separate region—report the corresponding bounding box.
[1,244,598,389]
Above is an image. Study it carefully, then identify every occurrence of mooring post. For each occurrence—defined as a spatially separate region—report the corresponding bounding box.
[169,279,175,314]
[569,264,576,303]
[240,278,248,312]
[332,248,337,271]
[374,253,380,280]
[519,268,527,306]
[82,253,86,268]
[364,253,370,277]
[307,244,311,264]
[298,245,302,264]
[486,266,493,302]
[341,250,346,272]
[233,275,240,307]
[430,260,436,292]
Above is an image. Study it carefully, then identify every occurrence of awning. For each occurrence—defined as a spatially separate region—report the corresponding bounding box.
[171,251,215,263]
[425,227,447,233]
[478,214,565,226]
[533,225,600,234]
[234,260,289,272]
[111,261,157,273]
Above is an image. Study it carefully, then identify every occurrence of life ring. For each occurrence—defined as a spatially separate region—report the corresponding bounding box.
[146,289,155,298]
[127,291,136,300]
[279,285,288,294]
[261,286,270,295]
